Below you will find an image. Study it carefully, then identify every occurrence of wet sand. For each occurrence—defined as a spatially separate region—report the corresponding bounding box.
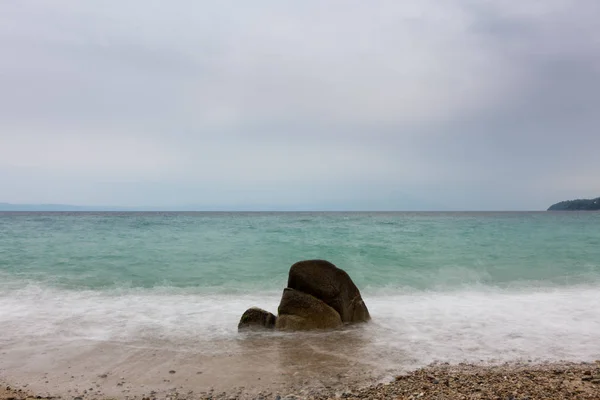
[2,327,600,400]
[0,332,387,400]
[2,361,600,399]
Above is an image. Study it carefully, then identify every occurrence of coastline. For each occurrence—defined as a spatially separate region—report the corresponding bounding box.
[3,361,600,400]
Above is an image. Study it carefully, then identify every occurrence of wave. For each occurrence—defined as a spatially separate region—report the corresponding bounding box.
[3,259,599,295]
[1,281,599,369]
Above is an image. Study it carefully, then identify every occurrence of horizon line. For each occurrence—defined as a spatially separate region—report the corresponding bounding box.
[0,202,566,213]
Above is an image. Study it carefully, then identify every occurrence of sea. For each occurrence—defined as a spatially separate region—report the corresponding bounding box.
[1,212,599,395]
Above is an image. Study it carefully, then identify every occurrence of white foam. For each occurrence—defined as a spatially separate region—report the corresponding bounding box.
[0,285,280,348]
[1,284,599,369]
[365,286,600,370]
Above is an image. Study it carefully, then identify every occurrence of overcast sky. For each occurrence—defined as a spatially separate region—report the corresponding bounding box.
[1,1,599,210]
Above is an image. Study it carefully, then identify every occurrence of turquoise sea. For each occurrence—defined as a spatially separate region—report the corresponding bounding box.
[2,212,600,291]
[1,212,600,388]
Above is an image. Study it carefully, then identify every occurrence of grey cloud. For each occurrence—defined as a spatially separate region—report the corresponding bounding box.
[1,1,599,210]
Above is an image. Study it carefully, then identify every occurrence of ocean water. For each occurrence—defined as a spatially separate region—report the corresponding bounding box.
[1,212,600,391]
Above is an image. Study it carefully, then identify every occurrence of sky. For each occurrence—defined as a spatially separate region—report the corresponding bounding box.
[1,1,599,210]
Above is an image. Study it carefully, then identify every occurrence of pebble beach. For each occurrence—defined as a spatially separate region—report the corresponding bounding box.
[3,361,600,400]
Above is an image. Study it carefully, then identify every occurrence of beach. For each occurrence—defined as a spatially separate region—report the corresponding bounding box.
[3,361,600,399]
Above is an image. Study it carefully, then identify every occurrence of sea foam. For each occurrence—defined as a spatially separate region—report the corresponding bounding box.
[1,282,599,370]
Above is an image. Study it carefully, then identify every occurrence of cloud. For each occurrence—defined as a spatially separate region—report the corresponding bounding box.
[0,1,599,209]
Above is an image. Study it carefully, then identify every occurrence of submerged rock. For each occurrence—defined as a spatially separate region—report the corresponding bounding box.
[275,288,343,331]
[237,307,277,331]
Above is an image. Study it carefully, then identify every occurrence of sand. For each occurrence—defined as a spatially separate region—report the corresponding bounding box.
[0,334,381,400]
[2,327,599,399]
[2,360,600,400]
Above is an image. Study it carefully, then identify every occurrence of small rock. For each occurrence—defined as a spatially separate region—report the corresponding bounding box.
[169,370,176,374]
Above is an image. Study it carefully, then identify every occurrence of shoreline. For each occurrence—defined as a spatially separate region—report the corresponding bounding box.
[3,361,600,400]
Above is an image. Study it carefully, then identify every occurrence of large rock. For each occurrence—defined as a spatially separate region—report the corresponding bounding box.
[275,288,343,331]
[287,259,370,323]
[237,260,370,333]
[237,307,277,331]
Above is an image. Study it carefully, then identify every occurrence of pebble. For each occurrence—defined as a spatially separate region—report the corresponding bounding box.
[306,363,600,400]
[3,361,600,400]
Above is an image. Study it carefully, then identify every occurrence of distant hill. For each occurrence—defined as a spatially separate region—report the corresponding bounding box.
[548,197,600,211]
[0,203,130,211]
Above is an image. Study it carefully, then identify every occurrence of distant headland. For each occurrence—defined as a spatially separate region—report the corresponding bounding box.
[0,203,120,211]
[548,197,600,211]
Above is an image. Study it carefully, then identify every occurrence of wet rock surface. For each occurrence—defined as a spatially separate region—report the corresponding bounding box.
[238,308,277,331]
[275,288,343,331]
[238,260,369,332]
[286,260,370,324]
